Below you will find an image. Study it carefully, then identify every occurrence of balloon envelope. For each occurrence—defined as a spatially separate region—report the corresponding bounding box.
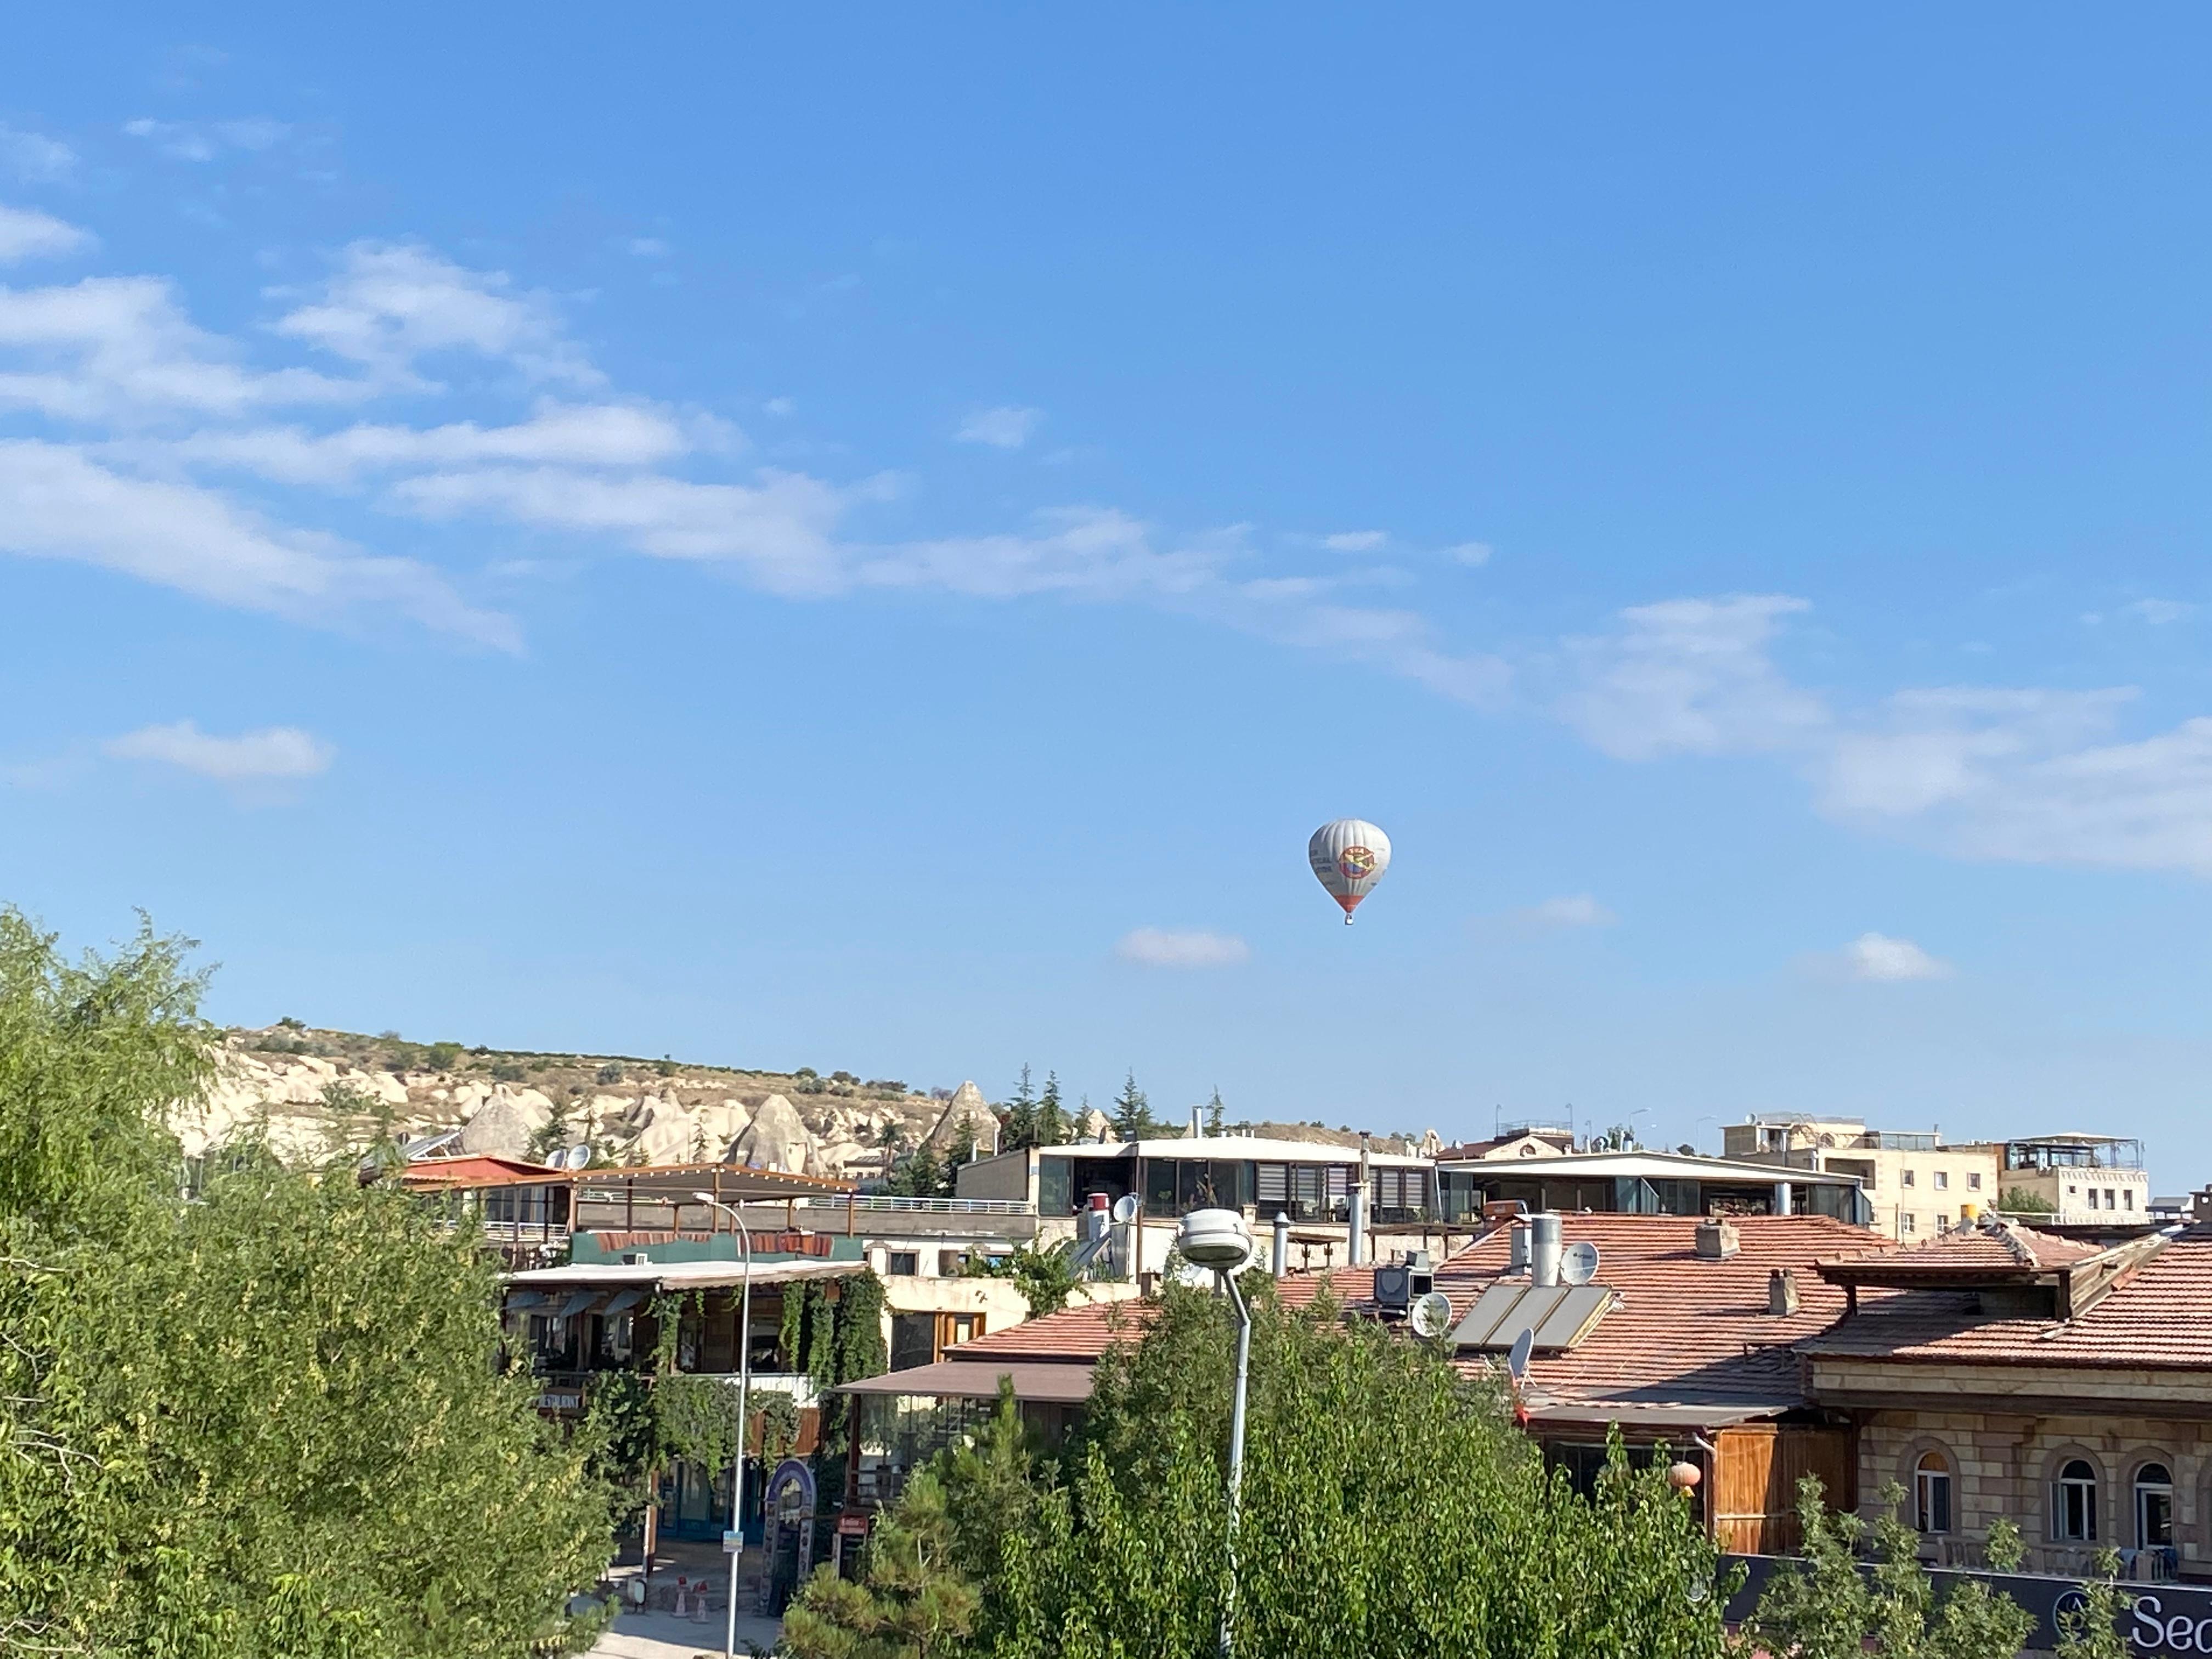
[1308,819,1392,923]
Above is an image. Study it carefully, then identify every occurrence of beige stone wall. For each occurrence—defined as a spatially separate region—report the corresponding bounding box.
[1857,1406,2211,1568]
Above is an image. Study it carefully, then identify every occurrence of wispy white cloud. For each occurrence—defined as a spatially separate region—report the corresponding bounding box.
[1443,541,1493,567]
[956,405,1042,449]
[0,275,363,420]
[0,441,520,650]
[0,126,77,183]
[104,720,333,781]
[272,241,599,388]
[1509,894,1617,929]
[1560,594,2212,876]
[1558,595,1826,761]
[1323,529,1387,553]
[626,237,669,258]
[1832,932,1953,983]
[2123,598,2195,626]
[122,116,292,162]
[0,204,92,264]
[140,401,702,486]
[1115,927,1251,969]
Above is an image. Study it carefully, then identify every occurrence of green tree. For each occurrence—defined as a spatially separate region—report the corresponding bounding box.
[1002,1065,1040,1152]
[1203,1087,1226,1136]
[2001,1187,2057,1215]
[1035,1071,1067,1147]
[1743,1477,2033,1659]
[844,1278,1737,1659]
[2055,1549,2131,1659]
[782,1470,979,1659]
[1109,1070,1158,1142]
[0,910,611,1658]
[963,1239,1082,1318]
[890,1142,945,1199]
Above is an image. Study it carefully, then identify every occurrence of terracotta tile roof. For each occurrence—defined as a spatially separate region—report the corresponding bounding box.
[1806,1231,2212,1370]
[1816,1217,2102,1279]
[1430,1215,1894,1408]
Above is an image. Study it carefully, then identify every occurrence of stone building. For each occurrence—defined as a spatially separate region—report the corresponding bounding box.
[1722,1115,2000,1242]
[1805,1218,2209,1579]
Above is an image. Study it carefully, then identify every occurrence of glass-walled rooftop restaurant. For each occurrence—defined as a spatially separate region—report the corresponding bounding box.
[1439,1153,1871,1227]
[1997,1137,2145,1172]
[1030,1140,1440,1225]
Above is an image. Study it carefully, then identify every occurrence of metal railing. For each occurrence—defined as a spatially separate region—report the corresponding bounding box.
[796,1194,1035,1216]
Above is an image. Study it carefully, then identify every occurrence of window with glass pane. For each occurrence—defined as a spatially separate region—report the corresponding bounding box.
[1255,1164,1288,1206]
[2053,1459,2098,1542]
[1914,1451,1953,1534]
[2136,1464,2174,1548]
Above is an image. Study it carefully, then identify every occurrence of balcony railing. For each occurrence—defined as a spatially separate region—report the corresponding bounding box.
[798,1194,1035,1216]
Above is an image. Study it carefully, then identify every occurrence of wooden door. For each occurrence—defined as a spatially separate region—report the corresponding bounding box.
[1713,1426,1854,1554]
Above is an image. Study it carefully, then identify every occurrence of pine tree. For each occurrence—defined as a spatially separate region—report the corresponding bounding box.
[893,1142,944,1200]
[945,1121,978,1194]
[1001,1065,1039,1152]
[1204,1087,1226,1136]
[782,1469,979,1659]
[1110,1070,1157,1142]
[1035,1071,1067,1146]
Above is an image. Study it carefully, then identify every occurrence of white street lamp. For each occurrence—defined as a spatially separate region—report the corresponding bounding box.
[693,1193,755,1659]
[1177,1207,1255,1659]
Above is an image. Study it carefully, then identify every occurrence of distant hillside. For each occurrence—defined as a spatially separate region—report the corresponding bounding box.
[172,1023,1438,1175]
[179,1022,973,1180]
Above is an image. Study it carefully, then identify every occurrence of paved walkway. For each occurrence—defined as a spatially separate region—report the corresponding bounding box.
[584,1604,783,1658]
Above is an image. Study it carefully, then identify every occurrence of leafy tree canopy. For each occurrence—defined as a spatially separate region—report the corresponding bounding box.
[789,1278,1738,1659]
[0,910,611,1658]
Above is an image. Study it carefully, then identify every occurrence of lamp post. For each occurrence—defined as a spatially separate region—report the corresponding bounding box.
[693,1193,754,1659]
[1177,1207,1255,1659]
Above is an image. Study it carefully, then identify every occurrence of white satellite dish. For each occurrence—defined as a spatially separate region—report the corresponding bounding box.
[1560,1241,1601,1286]
[1507,1327,1534,1383]
[542,1149,566,1169]
[1409,1290,1453,1339]
[563,1143,591,1171]
[1111,1193,1140,1224]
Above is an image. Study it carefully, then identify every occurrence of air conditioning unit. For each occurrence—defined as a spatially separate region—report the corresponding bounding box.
[1373,1260,1413,1312]
[622,1251,651,1266]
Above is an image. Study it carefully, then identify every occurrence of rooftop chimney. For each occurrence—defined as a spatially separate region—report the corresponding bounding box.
[1508,1222,1531,1275]
[1768,1266,1801,1316]
[1531,1212,1563,1288]
[1694,1219,1740,1260]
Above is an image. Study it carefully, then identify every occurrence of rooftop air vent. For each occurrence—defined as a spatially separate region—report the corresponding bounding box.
[622,1250,651,1266]
[1694,1220,1740,1260]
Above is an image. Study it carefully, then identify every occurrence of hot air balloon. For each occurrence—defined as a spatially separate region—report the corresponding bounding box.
[1308,819,1391,924]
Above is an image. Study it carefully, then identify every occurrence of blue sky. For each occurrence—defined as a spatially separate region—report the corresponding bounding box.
[5,8,2212,1185]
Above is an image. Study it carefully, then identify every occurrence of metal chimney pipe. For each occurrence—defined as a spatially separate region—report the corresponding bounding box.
[1347,1186,1367,1267]
[1271,1211,1290,1277]
[1774,1181,1794,1217]
[1531,1212,1562,1289]
[1508,1221,1531,1276]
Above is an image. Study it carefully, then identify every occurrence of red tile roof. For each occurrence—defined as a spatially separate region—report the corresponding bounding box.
[960,1217,1895,1414]
[1805,1231,2212,1370]
[1816,1218,2102,1279]
[1430,1214,1892,1409]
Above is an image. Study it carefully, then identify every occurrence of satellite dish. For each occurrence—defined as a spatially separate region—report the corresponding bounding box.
[1307,819,1393,926]
[563,1143,591,1171]
[1409,1290,1454,1339]
[1561,1241,1600,1286]
[1508,1327,1534,1383]
[1111,1193,1140,1224]
[543,1149,566,1169]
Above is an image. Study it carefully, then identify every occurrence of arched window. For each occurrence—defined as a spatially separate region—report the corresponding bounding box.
[2053,1458,2099,1542]
[2136,1464,2174,1549]
[1914,1450,1954,1536]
